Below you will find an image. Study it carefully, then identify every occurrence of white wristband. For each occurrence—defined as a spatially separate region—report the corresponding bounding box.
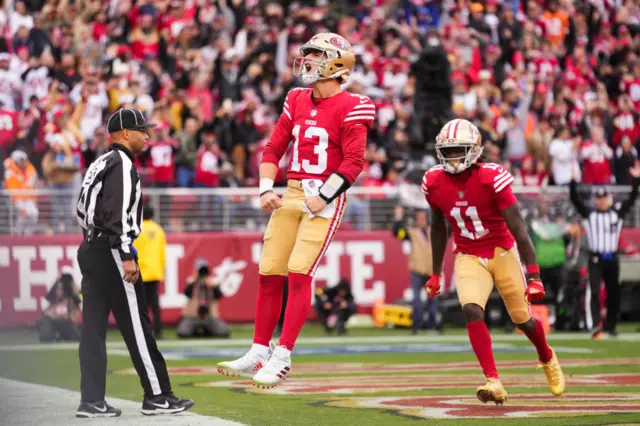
[259,178,274,195]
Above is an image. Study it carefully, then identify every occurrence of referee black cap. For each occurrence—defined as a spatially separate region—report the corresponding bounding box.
[595,186,609,197]
[107,108,156,134]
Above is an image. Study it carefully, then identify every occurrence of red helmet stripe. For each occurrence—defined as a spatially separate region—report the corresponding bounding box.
[452,119,461,139]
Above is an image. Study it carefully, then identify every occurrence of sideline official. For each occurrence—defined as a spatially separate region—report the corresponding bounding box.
[569,165,640,339]
[75,109,194,418]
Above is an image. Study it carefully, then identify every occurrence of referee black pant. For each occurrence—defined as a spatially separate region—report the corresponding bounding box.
[77,236,172,403]
[587,253,621,333]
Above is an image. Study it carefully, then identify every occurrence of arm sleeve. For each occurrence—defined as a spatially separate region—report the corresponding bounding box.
[492,168,517,210]
[261,90,297,166]
[616,177,640,218]
[569,179,589,218]
[101,159,136,261]
[336,97,375,183]
[159,228,166,271]
[336,122,368,184]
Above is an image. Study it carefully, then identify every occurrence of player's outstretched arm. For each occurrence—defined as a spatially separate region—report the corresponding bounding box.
[430,206,448,277]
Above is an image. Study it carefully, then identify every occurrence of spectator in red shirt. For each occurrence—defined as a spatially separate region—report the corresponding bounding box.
[141,122,177,188]
[580,126,614,184]
[194,130,223,188]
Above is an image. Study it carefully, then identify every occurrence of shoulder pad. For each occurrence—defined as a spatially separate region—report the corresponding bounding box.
[421,165,445,195]
[478,163,514,193]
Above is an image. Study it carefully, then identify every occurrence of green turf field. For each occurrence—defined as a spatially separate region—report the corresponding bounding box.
[1,323,639,425]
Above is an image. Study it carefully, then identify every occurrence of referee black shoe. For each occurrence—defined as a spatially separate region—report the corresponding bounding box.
[76,401,122,418]
[141,393,195,416]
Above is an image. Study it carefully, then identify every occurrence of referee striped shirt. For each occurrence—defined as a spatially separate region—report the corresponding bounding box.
[569,180,639,255]
[76,143,142,261]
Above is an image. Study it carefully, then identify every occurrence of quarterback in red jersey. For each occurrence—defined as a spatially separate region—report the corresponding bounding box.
[422,119,564,404]
[217,33,375,388]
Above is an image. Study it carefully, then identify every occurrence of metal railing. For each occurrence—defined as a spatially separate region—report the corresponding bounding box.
[0,184,638,235]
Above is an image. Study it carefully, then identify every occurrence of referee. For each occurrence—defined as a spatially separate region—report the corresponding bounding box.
[75,109,194,418]
[569,165,640,339]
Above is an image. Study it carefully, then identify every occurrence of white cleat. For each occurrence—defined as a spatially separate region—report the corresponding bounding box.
[252,345,291,389]
[217,348,268,378]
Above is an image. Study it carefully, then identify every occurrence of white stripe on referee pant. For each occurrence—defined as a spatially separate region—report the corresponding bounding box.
[585,279,593,331]
[110,249,162,395]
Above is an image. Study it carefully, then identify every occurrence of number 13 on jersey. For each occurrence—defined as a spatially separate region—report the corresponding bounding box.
[290,125,329,175]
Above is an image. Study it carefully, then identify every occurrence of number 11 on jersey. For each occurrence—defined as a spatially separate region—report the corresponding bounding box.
[451,206,489,240]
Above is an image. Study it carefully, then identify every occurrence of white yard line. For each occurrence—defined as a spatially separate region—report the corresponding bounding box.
[0,332,638,352]
[0,377,244,426]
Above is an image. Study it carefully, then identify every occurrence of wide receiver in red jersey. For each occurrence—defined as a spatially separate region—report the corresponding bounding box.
[217,33,375,388]
[422,119,565,404]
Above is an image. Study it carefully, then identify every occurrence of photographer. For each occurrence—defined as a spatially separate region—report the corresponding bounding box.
[177,258,230,338]
[39,266,81,342]
[314,279,356,336]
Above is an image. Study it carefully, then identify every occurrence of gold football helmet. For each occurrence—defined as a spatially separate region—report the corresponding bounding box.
[435,119,483,174]
[293,33,355,85]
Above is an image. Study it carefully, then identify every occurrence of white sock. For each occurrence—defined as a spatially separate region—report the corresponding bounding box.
[251,343,270,358]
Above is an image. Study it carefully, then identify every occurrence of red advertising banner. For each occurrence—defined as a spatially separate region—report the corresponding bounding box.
[1,230,638,327]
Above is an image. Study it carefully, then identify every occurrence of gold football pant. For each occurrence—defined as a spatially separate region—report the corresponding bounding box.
[454,246,531,324]
[259,180,347,277]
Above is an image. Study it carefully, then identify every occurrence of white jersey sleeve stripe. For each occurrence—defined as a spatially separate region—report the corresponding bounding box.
[421,174,428,194]
[495,176,514,193]
[352,105,376,110]
[494,173,511,188]
[347,109,376,116]
[344,115,375,122]
[494,170,508,181]
[283,108,291,120]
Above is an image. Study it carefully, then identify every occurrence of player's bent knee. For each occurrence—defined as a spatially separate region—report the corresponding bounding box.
[287,253,311,275]
[509,309,531,326]
[462,303,485,323]
[259,257,287,276]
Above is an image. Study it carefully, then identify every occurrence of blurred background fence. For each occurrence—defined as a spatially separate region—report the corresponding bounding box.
[1,183,639,235]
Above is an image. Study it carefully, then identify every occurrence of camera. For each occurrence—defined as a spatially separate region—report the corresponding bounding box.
[197,265,210,278]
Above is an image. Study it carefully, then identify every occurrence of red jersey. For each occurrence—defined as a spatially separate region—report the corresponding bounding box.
[528,54,559,80]
[421,163,517,258]
[580,141,613,184]
[612,112,640,147]
[147,141,176,184]
[261,88,374,184]
[0,109,19,146]
[194,147,221,187]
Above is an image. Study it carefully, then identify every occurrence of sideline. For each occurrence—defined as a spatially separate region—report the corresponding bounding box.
[0,332,639,352]
[0,377,244,426]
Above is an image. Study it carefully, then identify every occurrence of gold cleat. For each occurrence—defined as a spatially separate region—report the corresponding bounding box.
[476,378,508,405]
[538,348,566,396]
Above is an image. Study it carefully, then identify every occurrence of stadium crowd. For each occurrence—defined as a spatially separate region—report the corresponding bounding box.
[1,0,640,228]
